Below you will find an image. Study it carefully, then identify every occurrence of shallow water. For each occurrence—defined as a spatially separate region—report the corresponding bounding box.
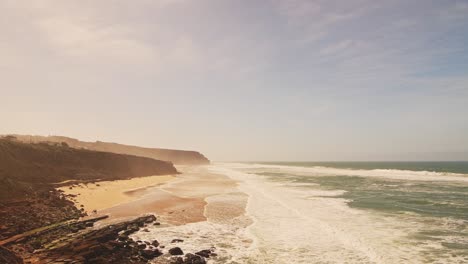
[130,162,468,263]
[130,166,255,263]
[211,162,468,263]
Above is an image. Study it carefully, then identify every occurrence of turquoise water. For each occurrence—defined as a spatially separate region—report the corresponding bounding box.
[242,162,468,262]
[259,161,468,174]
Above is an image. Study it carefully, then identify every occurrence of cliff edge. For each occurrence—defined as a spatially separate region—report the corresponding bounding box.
[0,137,178,240]
[11,135,210,165]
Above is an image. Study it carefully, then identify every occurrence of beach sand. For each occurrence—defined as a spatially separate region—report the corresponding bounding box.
[58,166,247,226]
[58,175,175,213]
[58,165,254,262]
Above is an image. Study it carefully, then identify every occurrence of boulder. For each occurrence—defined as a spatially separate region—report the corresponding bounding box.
[184,253,206,264]
[140,249,162,259]
[144,215,157,223]
[195,249,211,258]
[169,247,184,255]
[152,240,160,247]
[137,244,146,250]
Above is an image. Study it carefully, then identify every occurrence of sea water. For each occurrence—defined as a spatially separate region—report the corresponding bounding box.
[210,162,468,263]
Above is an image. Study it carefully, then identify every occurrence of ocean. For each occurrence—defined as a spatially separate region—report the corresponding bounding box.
[209,161,468,263]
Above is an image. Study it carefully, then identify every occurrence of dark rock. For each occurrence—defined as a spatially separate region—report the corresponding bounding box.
[123,228,137,236]
[184,253,206,264]
[140,249,162,259]
[137,244,146,250]
[195,249,211,258]
[171,239,184,243]
[169,247,184,255]
[3,210,157,263]
[153,222,161,226]
[144,215,156,223]
[0,246,23,264]
[108,240,124,248]
[118,234,128,241]
[171,256,184,264]
[151,240,159,247]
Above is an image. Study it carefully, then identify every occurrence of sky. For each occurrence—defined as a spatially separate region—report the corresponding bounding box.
[1,0,468,161]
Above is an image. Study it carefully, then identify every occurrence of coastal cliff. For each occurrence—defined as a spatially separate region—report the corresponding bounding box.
[11,135,210,165]
[0,138,178,238]
[0,138,178,188]
[0,138,213,263]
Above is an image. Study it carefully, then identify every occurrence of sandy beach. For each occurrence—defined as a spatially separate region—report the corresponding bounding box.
[59,166,249,226]
[58,175,176,213]
[55,165,255,262]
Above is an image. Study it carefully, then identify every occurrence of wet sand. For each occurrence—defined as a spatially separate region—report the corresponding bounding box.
[129,165,254,263]
[58,165,254,262]
[59,166,247,226]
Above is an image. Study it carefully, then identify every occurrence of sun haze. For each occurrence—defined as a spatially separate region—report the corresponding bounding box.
[1,1,468,161]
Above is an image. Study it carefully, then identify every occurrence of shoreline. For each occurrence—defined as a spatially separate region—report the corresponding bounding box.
[58,174,176,215]
[2,165,256,263]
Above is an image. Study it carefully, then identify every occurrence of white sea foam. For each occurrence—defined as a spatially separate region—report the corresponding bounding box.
[222,162,468,183]
[209,163,468,264]
[129,163,468,263]
[131,220,254,263]
[131,165,257,263]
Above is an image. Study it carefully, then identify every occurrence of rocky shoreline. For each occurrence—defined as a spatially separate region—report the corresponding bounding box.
[0,182,216,264]
[0,184,219,263]
[1,213,216,264]
[0,138,215,263]
[0,189,84,241]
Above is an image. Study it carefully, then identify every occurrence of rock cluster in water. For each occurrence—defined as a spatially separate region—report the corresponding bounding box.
[1,214,217,264]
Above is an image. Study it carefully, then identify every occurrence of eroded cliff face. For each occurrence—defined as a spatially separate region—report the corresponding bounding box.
[11,135,210,165]
[0,138,179,242]
[0,138,178,200]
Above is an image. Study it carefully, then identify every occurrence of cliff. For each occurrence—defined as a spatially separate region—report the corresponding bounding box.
[10,135,210,165]
[0,138,178,200]
[0,138,178,240]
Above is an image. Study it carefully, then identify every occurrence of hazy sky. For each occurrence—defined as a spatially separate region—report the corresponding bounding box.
[1,0,468,161]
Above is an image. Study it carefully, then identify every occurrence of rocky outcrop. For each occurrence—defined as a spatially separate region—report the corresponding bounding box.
[171,253,207,264]
[169,247,184,255]
[0,189,84,240]
[3,214,215,264]
[9,135,210,165]
[0,246,23,264]
[4,215,160,263]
